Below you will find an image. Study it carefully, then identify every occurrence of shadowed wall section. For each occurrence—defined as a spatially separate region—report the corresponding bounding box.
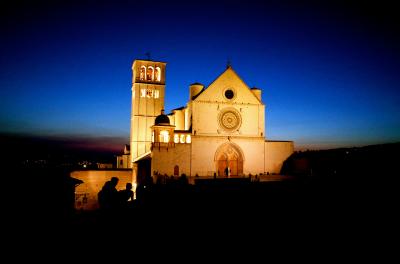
[71,170,133,210]
[265,141,294,174]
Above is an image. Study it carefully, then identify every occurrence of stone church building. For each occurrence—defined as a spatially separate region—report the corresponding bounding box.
[72,58,293,210]
[119,59,294,185]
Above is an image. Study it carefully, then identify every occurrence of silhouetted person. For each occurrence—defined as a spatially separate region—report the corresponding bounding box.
[98,176,119,210]
[135,183,147,205]
[119,183,134,208]
[224,167,228,177]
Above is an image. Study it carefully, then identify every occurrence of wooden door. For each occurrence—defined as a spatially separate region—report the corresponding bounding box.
[228,160,237,176]
[218,159,227,177]
[217,151,228,177]
[237,159,243,176]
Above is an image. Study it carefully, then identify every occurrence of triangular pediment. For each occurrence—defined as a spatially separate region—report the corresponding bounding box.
[194,67,263,104]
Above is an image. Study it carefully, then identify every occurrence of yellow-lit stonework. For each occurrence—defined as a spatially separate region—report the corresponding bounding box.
[129,60,166,165]
[125,59,294,184]
[72,170,133,210]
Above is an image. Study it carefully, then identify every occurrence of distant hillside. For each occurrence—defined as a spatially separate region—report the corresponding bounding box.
[281,142,399,179]
[0,133,123,168]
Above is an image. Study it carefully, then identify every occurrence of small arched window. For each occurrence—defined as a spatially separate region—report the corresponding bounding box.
[147,66,154,81]
[140,66,146,81]
[159,130,170,143]
[155,67,161,82]
[174,134,179,143]
[174,165,179,176]
[186,135,191,143]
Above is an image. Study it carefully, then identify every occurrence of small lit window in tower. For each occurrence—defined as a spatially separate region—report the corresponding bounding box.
[140,66,146,80]
[155,67,161,82]
[159,130,170,143]
[146,89,153,98]
[140,89,146,97]
[174,134,179,143]
[151,131,154,143]
[180,134,185,143]
[154,90,159,98]
[186,135,191,143]
[147,66,154,81]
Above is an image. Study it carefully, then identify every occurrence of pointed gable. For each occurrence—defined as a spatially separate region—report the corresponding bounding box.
[194,67,263,105]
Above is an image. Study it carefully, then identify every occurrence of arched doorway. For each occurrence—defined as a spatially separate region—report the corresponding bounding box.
[215,143,244,177]
[174,165,179,176]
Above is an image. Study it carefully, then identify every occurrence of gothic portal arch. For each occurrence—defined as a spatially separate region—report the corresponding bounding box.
[214,142,244,177]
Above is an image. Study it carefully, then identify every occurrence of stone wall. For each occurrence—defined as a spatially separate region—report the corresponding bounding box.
[185,136,265,176]
[265,141,294,174]
[151,144,191,177]
[71,169,133,210]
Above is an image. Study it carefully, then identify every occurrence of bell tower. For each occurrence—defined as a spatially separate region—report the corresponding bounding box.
[130,59,166,166]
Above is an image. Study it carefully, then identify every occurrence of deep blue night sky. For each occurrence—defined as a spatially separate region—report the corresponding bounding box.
[1,0,399,150]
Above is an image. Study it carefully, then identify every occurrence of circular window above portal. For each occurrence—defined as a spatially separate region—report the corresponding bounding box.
[225,89,234,99]
[223,88,236,101]
[218,107,242,132]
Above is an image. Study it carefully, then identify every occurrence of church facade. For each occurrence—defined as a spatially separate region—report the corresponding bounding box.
[121,59,294,184]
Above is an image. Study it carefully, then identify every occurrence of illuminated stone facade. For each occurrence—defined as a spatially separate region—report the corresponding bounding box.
[129,60,166,165]
[116,144,130,168]
[126,59,293,184]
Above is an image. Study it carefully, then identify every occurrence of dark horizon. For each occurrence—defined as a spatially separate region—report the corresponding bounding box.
[2,131,398,161]
[2,123,398,154]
